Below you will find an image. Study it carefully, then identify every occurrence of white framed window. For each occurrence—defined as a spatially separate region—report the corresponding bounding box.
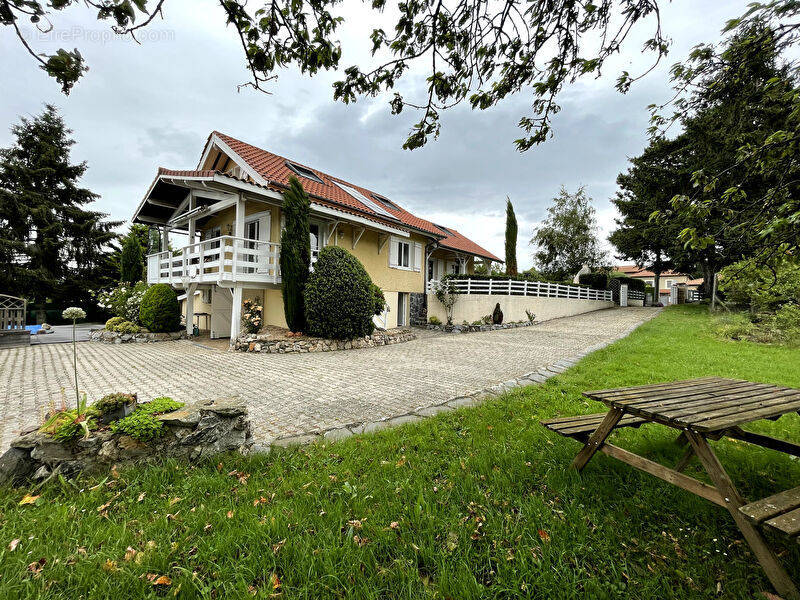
[389,237,421,271]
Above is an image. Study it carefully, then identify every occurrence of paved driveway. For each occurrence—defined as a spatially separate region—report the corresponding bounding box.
[0,308,659,449]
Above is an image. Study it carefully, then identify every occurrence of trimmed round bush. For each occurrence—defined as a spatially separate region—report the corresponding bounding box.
[304,246,376,340]
[105,316,125,330]
[139,284,181,333]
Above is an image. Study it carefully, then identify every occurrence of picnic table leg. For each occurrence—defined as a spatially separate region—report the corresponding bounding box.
[685,430,799,600]
[570,408,624,472]
[674,446,695,472]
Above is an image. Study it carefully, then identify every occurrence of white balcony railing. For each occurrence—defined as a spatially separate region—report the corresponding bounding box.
[147,236,281,286]
[427,278,613,302]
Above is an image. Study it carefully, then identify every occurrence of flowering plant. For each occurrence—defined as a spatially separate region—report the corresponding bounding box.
[95,281,148,323]
[242,298,263,334]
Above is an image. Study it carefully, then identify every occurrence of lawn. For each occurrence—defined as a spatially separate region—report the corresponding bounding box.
[1,305,798,599]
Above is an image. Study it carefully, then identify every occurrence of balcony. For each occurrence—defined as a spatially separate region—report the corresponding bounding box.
[147,236,324,287]
[147,236,282,287]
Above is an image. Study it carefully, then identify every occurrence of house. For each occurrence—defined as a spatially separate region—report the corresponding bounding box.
[615,265,703,304]
[132,132,501,341]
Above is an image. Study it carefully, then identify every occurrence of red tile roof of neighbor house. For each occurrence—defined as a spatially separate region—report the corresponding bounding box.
[207,131,502,262]
[615,264,687,278]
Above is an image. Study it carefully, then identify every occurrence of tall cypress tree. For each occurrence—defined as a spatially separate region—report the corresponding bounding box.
[505,197,518,275]
[280,176,311,332]
[120,232,144,285]
[0,105,119,307]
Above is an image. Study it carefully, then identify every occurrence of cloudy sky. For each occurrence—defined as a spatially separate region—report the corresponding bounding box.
[1,0,745,269]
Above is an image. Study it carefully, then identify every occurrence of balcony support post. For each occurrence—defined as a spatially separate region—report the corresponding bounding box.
[185,282,197,337]
[230,286,243,346]
[187,191,196,244]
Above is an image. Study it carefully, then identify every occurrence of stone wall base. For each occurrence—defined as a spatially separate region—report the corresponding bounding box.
[234,329,416,353]
[426,320,535,334]
[0,397,252,485]
[89,329,187,344]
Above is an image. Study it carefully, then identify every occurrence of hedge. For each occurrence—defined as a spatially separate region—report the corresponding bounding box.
[139,284,181,333]
[578,272,609,290]
[304,246,376,340]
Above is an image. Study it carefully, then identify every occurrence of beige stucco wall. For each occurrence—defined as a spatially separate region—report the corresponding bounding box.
[427,294,615,325]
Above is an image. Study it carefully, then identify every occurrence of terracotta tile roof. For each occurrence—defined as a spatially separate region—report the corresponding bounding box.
[158,168,218,178]
[209,131,501,261]
[615,264,686,278]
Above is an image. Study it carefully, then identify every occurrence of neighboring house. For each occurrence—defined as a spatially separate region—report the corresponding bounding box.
[615,265,703,305]
[133,131,501,340]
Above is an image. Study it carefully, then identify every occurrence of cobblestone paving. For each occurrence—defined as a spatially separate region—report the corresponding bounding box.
[0,308,660,448]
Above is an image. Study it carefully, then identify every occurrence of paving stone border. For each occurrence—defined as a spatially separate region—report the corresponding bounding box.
[89,329,187,344]
[257,308,662,452]
[425,320,535,334]
[233,329,416,354]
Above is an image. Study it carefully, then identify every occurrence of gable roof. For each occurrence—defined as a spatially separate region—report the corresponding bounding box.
[203,132,502,262]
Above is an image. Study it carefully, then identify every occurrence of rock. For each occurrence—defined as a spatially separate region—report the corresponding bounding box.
[32,464,51,481]
[0,447,36,485]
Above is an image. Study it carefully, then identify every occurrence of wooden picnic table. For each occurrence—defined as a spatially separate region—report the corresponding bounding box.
[542,376,800,600]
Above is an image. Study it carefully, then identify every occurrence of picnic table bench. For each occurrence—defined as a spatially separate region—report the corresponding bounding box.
[542,376,800,600]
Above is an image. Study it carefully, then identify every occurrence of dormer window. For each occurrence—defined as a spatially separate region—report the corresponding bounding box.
[286,161,324,184]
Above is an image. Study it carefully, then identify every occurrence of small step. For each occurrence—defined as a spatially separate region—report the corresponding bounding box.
[739,486,800,542]
[0,330,31,348]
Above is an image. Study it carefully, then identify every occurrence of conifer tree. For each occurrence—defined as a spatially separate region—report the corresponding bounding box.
[279,176,311,331]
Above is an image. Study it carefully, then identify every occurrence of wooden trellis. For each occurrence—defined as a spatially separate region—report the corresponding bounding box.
[0,294,26,331]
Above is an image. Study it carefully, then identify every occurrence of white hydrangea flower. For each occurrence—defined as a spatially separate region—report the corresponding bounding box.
[62,307,87,320]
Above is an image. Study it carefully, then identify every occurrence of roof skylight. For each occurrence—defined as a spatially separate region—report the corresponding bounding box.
[286,161,324,184]
[333,181,399,221]
[371,194,400,211]
[434,223,453,236]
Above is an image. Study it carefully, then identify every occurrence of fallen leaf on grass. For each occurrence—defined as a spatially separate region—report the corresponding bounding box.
[353,535,370,547]
[270,573,281,590]
[227,510,234,519]
[124,547,137,562]
[347,519,363,529]
[538,529,551,543]
[146,574,172,587]
[389,521,399,530]
[102,559,118,572]
[19,494,39,506]
[137,492,146,502]
[272,539,286,555]
[27,558,46,576]
[9,539,20,552]
[169,497,182,506]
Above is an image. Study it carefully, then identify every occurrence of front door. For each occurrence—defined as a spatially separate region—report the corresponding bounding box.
[210,287,232,339]
[397,292,407,327]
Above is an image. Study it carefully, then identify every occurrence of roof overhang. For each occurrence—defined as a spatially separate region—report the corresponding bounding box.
[132,170,284,228]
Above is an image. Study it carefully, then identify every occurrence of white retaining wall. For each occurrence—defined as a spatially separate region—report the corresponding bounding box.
[427,293,615,324]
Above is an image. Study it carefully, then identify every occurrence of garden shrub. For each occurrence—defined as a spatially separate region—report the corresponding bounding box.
[578,272,609,290]
[428,316,442,326]
[139,396,184,415]
[139,284,181,332]
[719,256,800,313]
[371,284,387,316]
[105,316,125,330]
[111,320,140,334]
[242,299,263,334]
[492,302,503,324]
[304,246,376,340]
[96,281,148,323]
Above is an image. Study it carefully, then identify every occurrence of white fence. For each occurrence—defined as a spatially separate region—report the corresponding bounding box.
[427,278,612,302]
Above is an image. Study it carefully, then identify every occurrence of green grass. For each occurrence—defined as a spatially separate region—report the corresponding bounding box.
[1,305,799,599]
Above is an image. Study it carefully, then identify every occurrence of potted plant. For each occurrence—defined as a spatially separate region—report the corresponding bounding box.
[93,392,138,424]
